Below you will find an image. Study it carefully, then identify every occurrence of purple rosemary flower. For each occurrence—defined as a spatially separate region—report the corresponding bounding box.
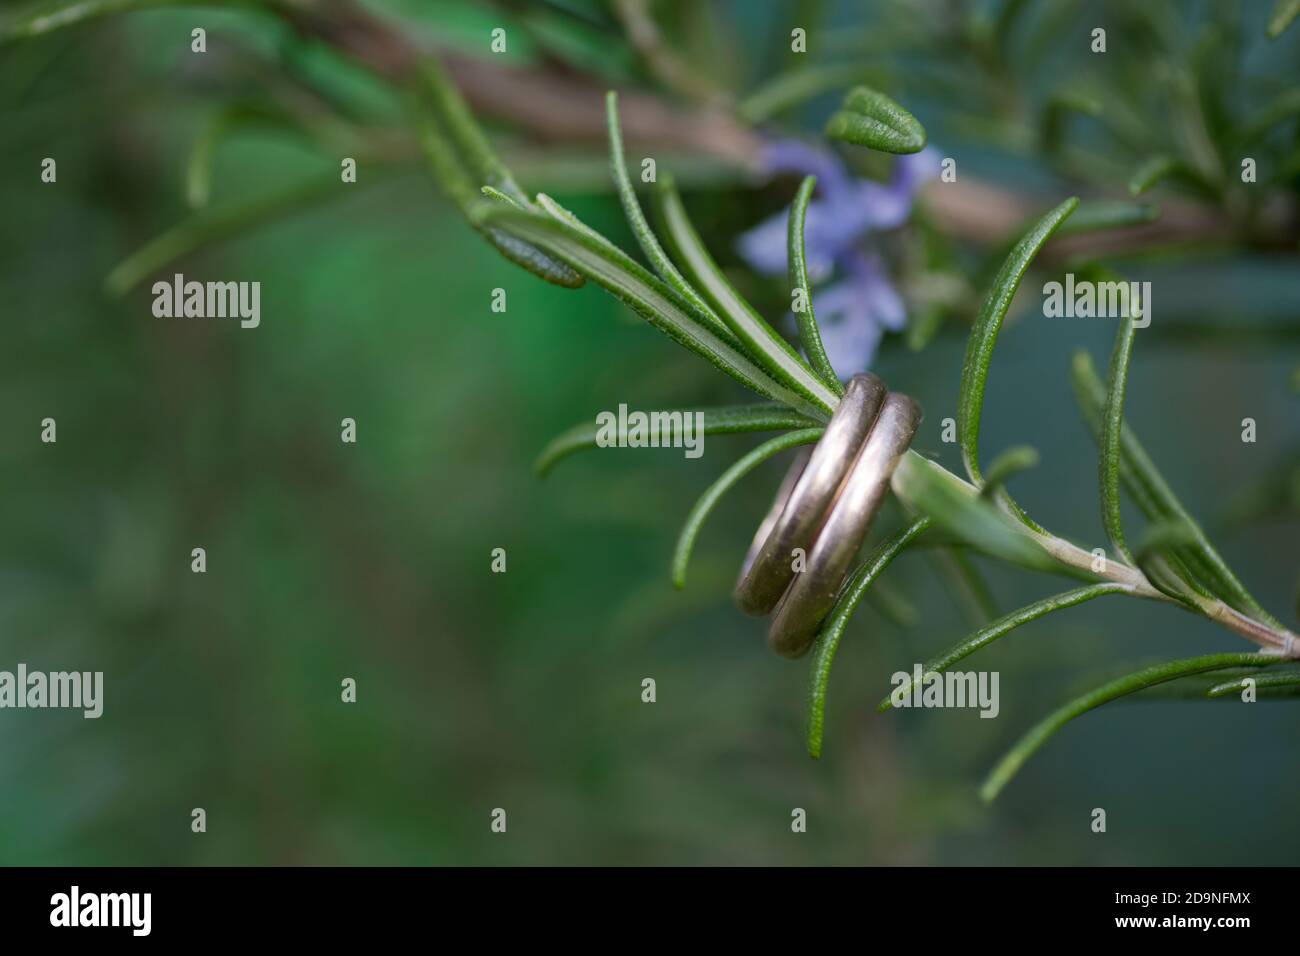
[736,140,941,379]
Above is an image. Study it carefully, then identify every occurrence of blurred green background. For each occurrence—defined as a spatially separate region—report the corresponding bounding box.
[1,0,1297,865]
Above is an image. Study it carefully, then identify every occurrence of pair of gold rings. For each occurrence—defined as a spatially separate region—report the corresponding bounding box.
[734,373,922,659]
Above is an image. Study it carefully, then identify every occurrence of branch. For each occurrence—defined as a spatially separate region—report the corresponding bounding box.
[277,0,762,168]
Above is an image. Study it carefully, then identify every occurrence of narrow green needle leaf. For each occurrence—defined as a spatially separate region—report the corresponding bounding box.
[185,107,240,210]
[418,59,528,206]
[788,175,842,393]
[0,0,252,42]
[738,64,888,123]
[1057,200,1159,234]
[417,59,587,287]
[535,190,719,302]
[605,92,739,349]
[980,446,1040,498]
[417,106,584,288]
[486,186,588,282]
[105,173,357,296]
[183,101,331,211]
[535,403,822,478]
[866,578,920,629]
[929,547,1000,627]
[476,204,830,418]
[483,230,588,288]
[1267,0,1300,38]
[993,0,1032,45]
[977,201,1154,292]
[1071,351,1161,519]
[1207,670,1300,698]
[981,653,1292,801]
[653,178,839,414]
[534,192,637,261]
[1041,90,1102,154]
[1070,352,1282,628]
[1129,155,1180,196]
[958,197,1078,486]
[671,429,824,589]
[481,185,521,206]
[891,453,1061,572]
[825,86,927,154]
[879,584,1127,711]
[906,304,946,352]
[807,517,932,758]
[1127,155,1216,198]
[1240,88,1300,144]
[1101,312,1139,563]
[415,108,479,208]
[1133,521,1208,606]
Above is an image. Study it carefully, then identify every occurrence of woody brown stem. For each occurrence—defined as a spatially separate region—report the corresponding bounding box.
[276,0,1297,256]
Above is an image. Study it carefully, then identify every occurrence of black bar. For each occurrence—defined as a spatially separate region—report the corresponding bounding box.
[0,866,1289,942]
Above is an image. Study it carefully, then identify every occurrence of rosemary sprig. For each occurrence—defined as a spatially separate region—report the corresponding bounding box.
[26,0,1296,803]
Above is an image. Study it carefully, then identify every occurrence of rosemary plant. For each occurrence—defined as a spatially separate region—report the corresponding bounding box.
[427,66,1300,797]
[8,0,1297,803]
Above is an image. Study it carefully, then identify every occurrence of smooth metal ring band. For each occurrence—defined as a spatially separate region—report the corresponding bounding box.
[733,373,887,617]
[735,446,810,607]
[767,391,922,659]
